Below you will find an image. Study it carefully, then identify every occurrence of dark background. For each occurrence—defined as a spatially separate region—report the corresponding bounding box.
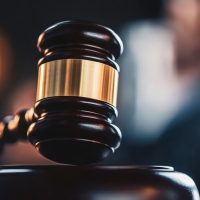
[0,0,161,82]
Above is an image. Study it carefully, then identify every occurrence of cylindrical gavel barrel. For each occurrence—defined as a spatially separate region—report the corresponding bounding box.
[27,21,123,164]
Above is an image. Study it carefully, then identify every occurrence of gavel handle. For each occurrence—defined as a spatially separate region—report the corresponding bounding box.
[0,108,36,143]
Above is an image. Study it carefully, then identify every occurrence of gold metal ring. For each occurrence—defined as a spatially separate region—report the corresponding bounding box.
[36,59,119,106]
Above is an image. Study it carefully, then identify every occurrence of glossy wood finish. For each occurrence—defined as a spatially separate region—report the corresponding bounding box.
[28,96,121,164]
[0,165,198,200]
[37,20,123,69]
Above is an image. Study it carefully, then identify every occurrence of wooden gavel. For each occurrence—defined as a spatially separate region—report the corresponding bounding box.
[0,21,123,165]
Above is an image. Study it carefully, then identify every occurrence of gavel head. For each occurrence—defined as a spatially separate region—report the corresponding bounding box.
[27,21,123,164]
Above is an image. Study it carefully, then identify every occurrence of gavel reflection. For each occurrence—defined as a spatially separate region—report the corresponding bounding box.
[0,21,123,165]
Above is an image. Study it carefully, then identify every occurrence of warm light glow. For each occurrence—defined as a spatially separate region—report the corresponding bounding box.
[0,122,5,139]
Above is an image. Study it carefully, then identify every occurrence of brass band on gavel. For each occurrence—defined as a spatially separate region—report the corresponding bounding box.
[36,59,119,107]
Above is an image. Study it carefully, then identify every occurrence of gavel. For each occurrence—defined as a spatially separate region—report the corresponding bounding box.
[0,21,123,165]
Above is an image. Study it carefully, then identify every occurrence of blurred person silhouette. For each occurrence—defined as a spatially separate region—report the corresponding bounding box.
[115,0,200,188]
[118,0,200,143]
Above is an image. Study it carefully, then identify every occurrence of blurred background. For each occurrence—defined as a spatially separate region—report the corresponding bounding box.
[0,0,200,190]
